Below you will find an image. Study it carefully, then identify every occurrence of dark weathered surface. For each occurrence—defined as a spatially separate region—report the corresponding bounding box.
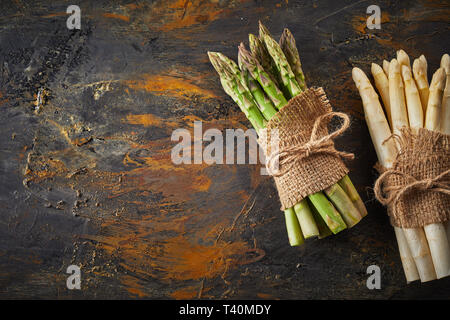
[0,0,449,299]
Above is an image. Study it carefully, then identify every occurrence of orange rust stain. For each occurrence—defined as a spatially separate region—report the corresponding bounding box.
[114,164,212,198]
[150,0,226,32]
[102,13,130,22]
[159,236,249,281]
[122,153,142,167]
[83,212,255,296]
[193,174,211,192]
[25,157,68,182]
[123,114,179,129]
[121,275,147,298]
[170,285,200,299]
[257,293,273,299]
[41,12,67,18]
[125,74,216,99]
[182,114,203,123]
[0,90,7,104]
[141,156,187,172]
[124,114,163,127]
[72,136,92,147]
[124,3,144,10]
[87,230,251,282]
[421,0,450,8]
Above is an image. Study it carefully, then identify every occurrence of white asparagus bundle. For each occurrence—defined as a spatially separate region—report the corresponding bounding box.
[352,67,419,282]
[423,65,450,279]
[387,54,436,282]
[441,55,450,247]
[397,51,440,281]
[353,51,450,282]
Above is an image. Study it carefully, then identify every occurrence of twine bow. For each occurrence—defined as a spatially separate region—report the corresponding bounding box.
[265,111,354,177]
[374,168,450,207]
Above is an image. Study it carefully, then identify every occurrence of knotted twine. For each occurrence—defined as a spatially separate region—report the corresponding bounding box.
[258,87,353,210]
[373,128,450,228]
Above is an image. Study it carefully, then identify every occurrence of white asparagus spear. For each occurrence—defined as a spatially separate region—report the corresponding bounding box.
[440,54,450,135]
[383,60,390,78]
[402,228,437,281]
[425,68,445,131]
[393,227,420,283]
[423,223,450,278]
[389,59,409,136]
[352,68,397,168]
[447,222,450,249]
[397,49,411,69]
[401,65,424,131]
[398,51,423,130]
[441,55,450,248]
[422,65,450,279]
[388,59,437,282]
[372,63,392,126]
[352,67,420,282]
[413,56,430,114]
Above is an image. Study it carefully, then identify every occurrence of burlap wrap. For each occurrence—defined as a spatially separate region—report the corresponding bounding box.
[258,87,352,210]
[374,128,450,228]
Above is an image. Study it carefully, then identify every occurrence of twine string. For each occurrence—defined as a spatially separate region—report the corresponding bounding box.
[265,111,354,177]
[374,168,450,207]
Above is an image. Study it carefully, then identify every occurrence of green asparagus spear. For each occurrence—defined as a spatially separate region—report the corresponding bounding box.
[239,41,349,236]
[279,28,307,91]
[210,52,310,244]
[249,33,282,89]
[272,28,364,213]
[238,43,288,110]
[258,20,273,41]
[208,52,266,131]
[308,192,347,234]
[309,199,333,239]
[284,207,305,246]
[338,175,368,217]
[262,33,303,98]
[237,52,278,120]
[294,200,320,238]
[324,183,362,228]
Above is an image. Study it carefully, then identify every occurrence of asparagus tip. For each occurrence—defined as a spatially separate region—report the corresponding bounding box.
[371,62,383,75]
[397,49,410,68]
[258,20,272,39]
[440,53,450,75]
[401,64,412,80]
[412,58,423,76]
[430,67,446,90]
[419,54,427,66]
[389,58,400,77]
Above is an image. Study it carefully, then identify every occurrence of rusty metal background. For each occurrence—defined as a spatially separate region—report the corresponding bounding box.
[0,0,449,299]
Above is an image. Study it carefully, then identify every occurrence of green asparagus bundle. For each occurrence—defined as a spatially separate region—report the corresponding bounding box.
[208,22,368,246]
